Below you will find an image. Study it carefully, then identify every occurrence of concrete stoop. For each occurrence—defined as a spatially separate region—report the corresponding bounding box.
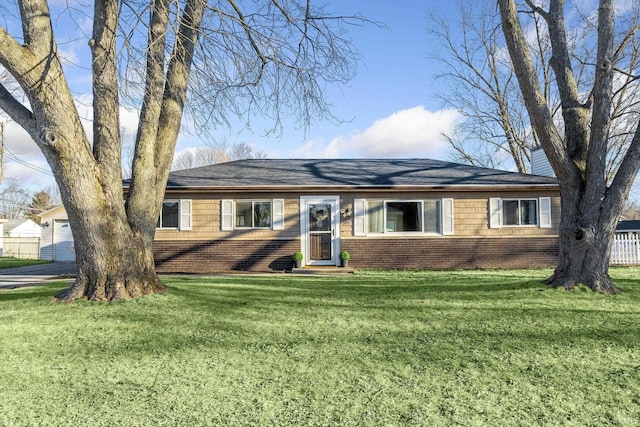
[291,266,355,275]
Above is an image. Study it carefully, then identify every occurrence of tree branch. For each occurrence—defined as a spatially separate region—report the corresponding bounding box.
[18,0,54,55]
[0,83,37,139]
[154,0,207,177]
[127,0,170,233]
[0,24,37,79]
[226,0,267,84]
[584,0,615,205]
[497,0,573,181]
[607,122,640,215]
[523,0,549,20]
[91,0,123,195]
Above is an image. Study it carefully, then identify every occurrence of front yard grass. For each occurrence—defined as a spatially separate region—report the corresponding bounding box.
[1,269,639,426]
[0,257,49,269]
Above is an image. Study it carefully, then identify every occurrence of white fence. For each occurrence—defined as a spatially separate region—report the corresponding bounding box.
[611,233,640,265]
[2,237,41,259]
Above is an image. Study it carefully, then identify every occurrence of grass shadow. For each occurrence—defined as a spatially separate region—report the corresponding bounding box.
[0,282,67,302]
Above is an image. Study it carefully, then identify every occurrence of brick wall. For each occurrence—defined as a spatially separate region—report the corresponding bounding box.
[153,239,300,273]
[153,236,558,272]
[341,237,558,269]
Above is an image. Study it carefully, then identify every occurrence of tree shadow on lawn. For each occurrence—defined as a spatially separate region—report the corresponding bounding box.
[166,276,629,309]
[15,279,635,361]
[175,274,550,293]
[0,282,68,302]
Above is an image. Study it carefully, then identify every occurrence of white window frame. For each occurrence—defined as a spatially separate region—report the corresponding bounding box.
[157,199,192,230]
[235,200,273,229]
[368,200,424,235]
[501,198,539,227]
[358,199,448,236]
[221,199,285,231]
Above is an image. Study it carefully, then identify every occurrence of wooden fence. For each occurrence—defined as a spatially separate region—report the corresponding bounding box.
[2,237,41,259]
[610,233,640,265]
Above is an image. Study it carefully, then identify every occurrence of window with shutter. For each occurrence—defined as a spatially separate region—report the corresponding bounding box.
[179,200,192,230]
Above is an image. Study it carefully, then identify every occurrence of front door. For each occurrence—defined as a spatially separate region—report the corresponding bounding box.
[300,196,340,266]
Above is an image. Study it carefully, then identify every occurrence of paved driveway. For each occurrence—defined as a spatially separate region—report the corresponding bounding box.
[0,262,77,290]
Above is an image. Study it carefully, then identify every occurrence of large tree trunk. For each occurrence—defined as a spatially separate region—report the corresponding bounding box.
[0,0,206,301]
[546,185,621,294]
[54,223,166,302]
[497,0,640,294]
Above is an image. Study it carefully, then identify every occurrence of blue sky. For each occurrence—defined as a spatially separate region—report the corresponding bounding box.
[2,0,467,192]
[4,1,640,203]
[234,0,462,160]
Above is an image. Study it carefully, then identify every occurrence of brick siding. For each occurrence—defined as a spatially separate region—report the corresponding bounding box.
[154,239,300,273]
[153,237,558,272]
[341,237,558,270]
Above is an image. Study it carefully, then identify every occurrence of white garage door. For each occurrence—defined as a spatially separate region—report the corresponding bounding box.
[54,220,76,261]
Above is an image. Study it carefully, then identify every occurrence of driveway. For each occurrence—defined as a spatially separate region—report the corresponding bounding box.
[0,262,77,290]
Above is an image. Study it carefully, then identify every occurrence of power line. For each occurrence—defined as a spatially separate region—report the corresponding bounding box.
[4,146,53,176]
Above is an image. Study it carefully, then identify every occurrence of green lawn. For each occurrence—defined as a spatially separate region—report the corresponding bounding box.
[0,257,50,269]
[1,269,639,426]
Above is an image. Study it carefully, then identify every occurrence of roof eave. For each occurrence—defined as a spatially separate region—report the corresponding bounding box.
[154,183,560,193]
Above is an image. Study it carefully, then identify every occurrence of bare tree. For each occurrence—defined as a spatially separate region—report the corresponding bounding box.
[430,2,547,172]
[621,201,640,220]
[228,142,267,161]
[497,0,640,293]
[172,146,229,170]
[0,0,363,301]
[432,1,640,180]
[0,179,31,219]
[171,142,266,170]
[43,184,62,206]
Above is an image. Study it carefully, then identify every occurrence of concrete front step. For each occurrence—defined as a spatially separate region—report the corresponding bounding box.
[291,266,355,275]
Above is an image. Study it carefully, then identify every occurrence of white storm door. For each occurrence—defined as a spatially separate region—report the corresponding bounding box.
[300,196,340,266]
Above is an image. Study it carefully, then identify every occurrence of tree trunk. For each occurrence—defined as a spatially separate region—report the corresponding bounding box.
[53,212,165,302]
[545,185,621,295]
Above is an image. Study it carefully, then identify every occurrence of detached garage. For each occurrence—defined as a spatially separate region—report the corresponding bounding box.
[40,206,75,262]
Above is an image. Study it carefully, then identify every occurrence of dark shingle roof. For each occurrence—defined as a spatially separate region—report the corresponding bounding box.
[152,158,558,189]
[617,220,640,231]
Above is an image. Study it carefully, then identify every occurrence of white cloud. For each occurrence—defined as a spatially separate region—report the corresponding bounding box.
[2,120,55,190]
[294,106,461,159]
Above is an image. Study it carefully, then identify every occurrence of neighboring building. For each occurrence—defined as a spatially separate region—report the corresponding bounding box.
[40,206,75,262]
[531,147,555,177]
[616,220,640,236]
[3,219,41,238]
[130,158,561,273]
[0,219,41,259]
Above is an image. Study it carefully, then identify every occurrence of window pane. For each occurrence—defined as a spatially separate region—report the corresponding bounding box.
[424,200,441,233]
[387,202,422,232]
[254,202,272,228]
[503,200,520,226]
[521,200,538,225]
[367,201,384,233]
[235,202,252,228]
[161,201,179,228]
